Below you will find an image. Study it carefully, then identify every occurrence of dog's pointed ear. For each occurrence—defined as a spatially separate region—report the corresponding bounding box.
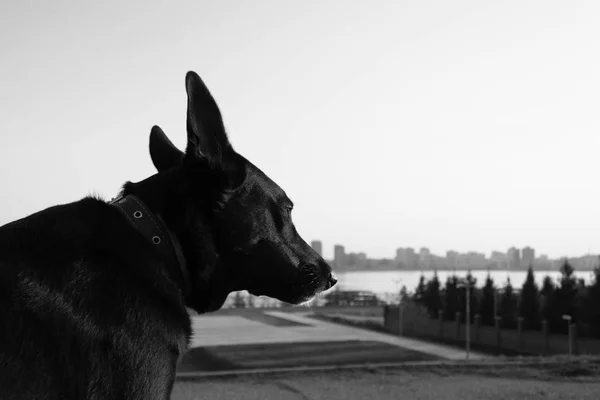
[149,125,184,172]
[183,71,235,169]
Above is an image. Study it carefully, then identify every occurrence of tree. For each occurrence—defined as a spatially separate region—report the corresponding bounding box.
[540,260,579,333]
[443,275,459,321]
[555,259,578,332]
[247,294,256,308]
[399,285,411,304]
[233,291,247,308]
[574,278,588,334]
[498,277,517,328]
[480,273,496,326]
[540,275,555,297]
[586,259,600,337]
[519,264,541,330]
[540,275,559,330]
[413,274,426,306]
[424,271,442,318]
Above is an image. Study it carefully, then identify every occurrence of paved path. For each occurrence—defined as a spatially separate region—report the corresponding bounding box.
[189,311,486,361]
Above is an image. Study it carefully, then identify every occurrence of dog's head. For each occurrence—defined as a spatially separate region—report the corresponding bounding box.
[147,71,336,313]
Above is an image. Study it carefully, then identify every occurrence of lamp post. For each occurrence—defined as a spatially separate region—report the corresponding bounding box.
[562,314,572,356]
[494,288,500,320]
[458,278,471,360]
[395,278,404,335]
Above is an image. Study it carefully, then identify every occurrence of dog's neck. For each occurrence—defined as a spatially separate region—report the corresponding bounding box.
[119,171,178,213]
[114,171,192,299]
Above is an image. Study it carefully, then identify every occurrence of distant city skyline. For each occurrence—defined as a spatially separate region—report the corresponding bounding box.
[311,240,599,271]
[312,240,598,264]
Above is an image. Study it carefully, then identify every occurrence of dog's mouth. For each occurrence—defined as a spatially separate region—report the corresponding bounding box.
[248,265,337,305]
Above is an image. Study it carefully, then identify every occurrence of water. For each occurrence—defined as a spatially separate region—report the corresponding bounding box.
[334,269,597,296]
[224,269,597,308]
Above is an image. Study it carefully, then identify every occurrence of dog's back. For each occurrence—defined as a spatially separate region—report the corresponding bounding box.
[0,198,190,399]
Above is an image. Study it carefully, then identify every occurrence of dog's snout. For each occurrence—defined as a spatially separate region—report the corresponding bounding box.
[323,265,337,290]
[327,274,338,290]
[303,262,337,291]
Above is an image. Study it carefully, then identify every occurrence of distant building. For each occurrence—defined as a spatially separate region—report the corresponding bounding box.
[310,240,323,257]
[535,254,551,269]
[404,247,417,269]
[395,248,405,262]
[457,253,469,268]
[430,254,447,269]
[346,252,358,265]
[490,251,508,269]
[346,252,368,268]
[419,247,431,269]
[446,250,459,269]
[507,247,521,269]
[465,252,486,269]
[522,246,535,268]
[395,247,417,268]
[334,245,346,268]
[569,254,599,271]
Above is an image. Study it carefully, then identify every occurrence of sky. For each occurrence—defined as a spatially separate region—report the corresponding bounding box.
[1,0,599,260]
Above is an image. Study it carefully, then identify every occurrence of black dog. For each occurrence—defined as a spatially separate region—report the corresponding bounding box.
[0,71,336,399]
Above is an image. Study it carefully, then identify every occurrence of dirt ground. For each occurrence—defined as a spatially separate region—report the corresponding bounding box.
[172,358,600,400]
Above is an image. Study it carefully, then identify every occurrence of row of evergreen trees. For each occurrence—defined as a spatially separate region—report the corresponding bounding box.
[408,258,600,337]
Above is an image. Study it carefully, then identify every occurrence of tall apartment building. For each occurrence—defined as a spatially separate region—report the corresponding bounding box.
[522,246,535,268]
[507,247,521,269]
[334,244,346,268]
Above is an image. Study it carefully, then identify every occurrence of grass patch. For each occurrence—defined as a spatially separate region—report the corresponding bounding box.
[310,312,533,357]
[177,340,440,373]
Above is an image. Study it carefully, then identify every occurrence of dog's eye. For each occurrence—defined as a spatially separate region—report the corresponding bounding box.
[284,206,293,216]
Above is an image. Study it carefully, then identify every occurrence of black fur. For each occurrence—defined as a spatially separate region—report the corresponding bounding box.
[0,71,335,399]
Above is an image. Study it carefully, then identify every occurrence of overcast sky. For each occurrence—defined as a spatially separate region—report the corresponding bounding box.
[1,1,599,260]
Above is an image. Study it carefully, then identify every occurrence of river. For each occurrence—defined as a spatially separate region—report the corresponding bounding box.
[226,269,597,308]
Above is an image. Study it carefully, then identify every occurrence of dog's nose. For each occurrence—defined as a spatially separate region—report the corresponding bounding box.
[326,274,337,290]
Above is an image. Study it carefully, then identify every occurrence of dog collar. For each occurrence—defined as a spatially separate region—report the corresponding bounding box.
[109,194,191,298]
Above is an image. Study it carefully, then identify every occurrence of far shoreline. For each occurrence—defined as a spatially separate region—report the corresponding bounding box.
[331,266,598,273]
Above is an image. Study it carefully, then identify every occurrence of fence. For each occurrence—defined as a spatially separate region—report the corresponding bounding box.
[384,303,600,356]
